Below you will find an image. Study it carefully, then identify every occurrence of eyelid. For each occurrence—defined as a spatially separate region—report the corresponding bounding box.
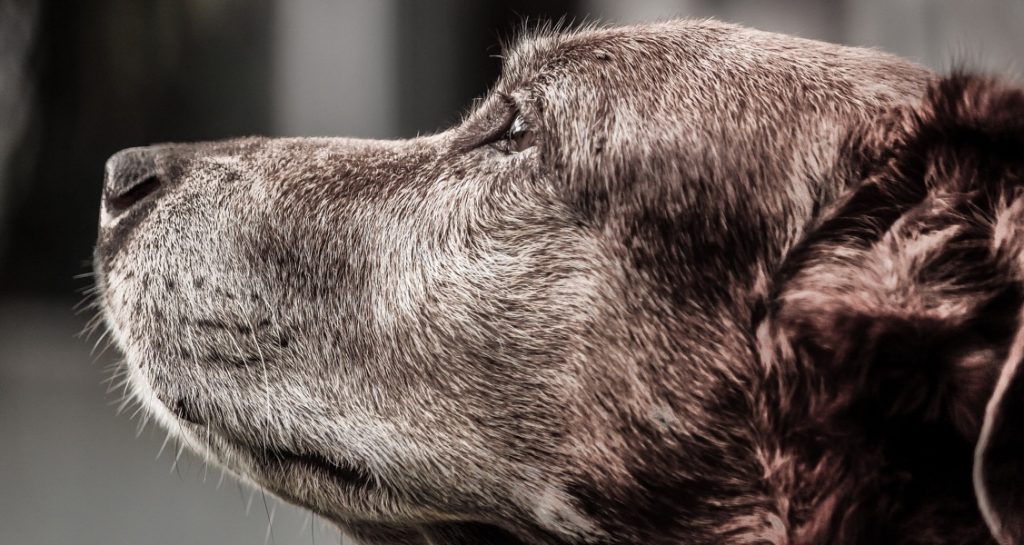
[454,94,532,152]
[476,100,519,147]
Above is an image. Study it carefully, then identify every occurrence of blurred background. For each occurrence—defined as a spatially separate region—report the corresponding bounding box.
[0,1,1021,544]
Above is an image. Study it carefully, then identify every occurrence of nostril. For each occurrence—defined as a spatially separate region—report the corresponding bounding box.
[106,174,163,215]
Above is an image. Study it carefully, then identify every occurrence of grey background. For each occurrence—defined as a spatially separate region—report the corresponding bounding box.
[1,1,1022,544]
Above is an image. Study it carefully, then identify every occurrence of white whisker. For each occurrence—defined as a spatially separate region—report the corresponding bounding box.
[171,437,186,475]
[262,491,276,545]
[246,487,256,515]
[156,430,173,460]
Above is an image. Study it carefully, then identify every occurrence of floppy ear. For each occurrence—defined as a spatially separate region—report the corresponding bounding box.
[764,74,1024,543]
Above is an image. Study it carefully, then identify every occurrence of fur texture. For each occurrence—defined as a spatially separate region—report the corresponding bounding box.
[93,19,1024,545]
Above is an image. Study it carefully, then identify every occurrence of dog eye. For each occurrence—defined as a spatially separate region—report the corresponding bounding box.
[491,113,536,154]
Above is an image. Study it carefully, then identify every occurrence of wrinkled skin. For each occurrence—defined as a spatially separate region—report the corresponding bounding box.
[94,19,1024,545]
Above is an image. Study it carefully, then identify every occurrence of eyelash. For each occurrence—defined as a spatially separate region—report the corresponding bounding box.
[485,105,537,154]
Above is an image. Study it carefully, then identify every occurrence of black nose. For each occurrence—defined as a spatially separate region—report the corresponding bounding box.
[103,147,166,217]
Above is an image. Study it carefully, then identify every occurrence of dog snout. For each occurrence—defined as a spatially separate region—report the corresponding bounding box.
[101,147,168,222]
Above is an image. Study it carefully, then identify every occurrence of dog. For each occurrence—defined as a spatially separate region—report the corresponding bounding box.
[93,19,1024,545]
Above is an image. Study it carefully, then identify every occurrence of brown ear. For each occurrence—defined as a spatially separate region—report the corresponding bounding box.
[977,322,1024,544]
[765,74,1024,542]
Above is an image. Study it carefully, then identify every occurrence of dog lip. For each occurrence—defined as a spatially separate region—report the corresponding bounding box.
[256,447,377,489]
[179,425,378,492]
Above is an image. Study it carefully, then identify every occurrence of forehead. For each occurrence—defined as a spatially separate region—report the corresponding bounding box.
[496,22,671,92]
[497,18,927,108]
[496,20,752,93]
[492,19,932,179]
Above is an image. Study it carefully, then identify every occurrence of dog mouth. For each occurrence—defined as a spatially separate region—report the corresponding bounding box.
[126,357,383,511]
[253,447,377,490]
[168,406,378,492]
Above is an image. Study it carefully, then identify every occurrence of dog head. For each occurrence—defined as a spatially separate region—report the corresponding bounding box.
[93,19,1024,545]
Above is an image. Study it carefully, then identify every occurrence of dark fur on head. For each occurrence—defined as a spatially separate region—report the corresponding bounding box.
[761,74,1024,545]
[93,19,1024,545]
